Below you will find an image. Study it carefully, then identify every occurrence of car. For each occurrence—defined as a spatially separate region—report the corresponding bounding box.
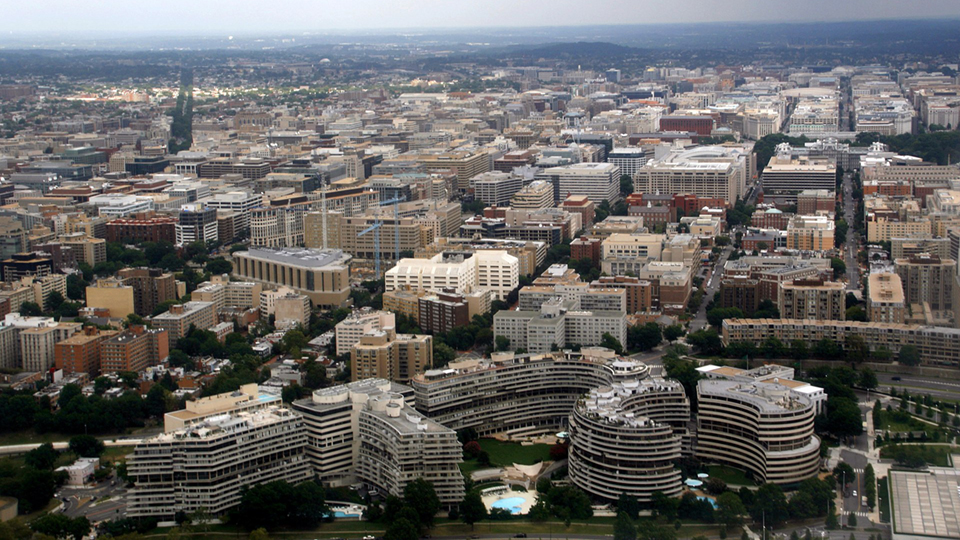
[364,536,376,540]
[515,534,527,538]
[852,490,857,497]
[892,376,901,381]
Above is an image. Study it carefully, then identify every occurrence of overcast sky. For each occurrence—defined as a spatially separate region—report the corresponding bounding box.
[7,0,960,34]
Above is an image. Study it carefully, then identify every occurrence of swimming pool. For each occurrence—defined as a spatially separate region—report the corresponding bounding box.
[696,496,718,509]
[490,496,526,514]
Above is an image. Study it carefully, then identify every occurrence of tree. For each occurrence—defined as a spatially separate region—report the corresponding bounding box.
[403,478,440,528]
[833,463,855,488]
[663,324,686,342]
[620,174,634,197]
[19,302,43,317]
[858,368,878,390]
[750,483,789,528]
[628,323,661,352]
[249,529,270,540]
[825,507,839,530]
[384,518,419,540]
[864,464,876,510]
[707,307,744,328]
[715,492,746,527]
[844,334,869,363]
[651,491,679,521]
[845,306,867,321]
[601,332,625,354]
[847,512,857,528]
[830,257,846,280]
[460,491,487,528]
[205,258,233,275]
[30,514,90,540]
[495,335,510,352]
[25,443,60,470]
[617,493,640,520]
[760,336,787,359]
[898,344,921,366]
[69,435,105,458]
[614,512,637,540]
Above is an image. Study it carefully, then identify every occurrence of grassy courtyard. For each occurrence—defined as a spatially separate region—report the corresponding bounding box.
[707,464,756,486]
[459,438,553,476]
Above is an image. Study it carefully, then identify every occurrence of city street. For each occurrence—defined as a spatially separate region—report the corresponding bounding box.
[841,171,861,291]
[690,244,734,332]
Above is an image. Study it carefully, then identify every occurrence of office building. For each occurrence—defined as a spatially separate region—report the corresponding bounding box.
[291,379,464,506]
[151,302,217,342]
[659,115,714,136]
[607,148,648,179]
[0,253,53,282]
[761,157,836,203]
[418,151,490,193]
[273,292,311,330]
[796,189,836,215]
[600,233,664,276]
[385,251,519,301]
[778,279,846,321]
[470,172,523,207]
[634,145,749,204]
[351,328,433,382]
[233,248,352,309]
[538,162,621,205]
[493,298,627,354]
[250,206,306,248]
[204,191,263,234]
[559,195,596,229]
[418,290,470,334]
[509,180,554,210]
[126,405,310,519]
[100,326,170,374]
[176,203,218,246]
[895,254,956,312]
[696,379,820,485]
[720,277,760,316]
[868,273,906,324]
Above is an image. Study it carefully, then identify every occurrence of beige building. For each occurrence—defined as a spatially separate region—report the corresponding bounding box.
[722,318,960,367]
[351,328,433,382]
[0,274,67,313]
[867,217,932,243]
[85,278,136,318]
[274,292,311,330]
[150,301,217,342]
[335,310,397,356]
[778,279,846,321]
[509,180,554,210]
[868,273,906,324]
[418,151,490,193]
[20,320,82,372]
[192,275,262,311]
[233,248,352,309]
[382,287,426,321]
[385,251,519,301]
[600,233,665,275]
[58,233,106,266]
[786,215,835,252]
[895,254,956,312]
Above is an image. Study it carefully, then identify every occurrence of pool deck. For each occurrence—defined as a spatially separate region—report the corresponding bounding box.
[481,489,538,515]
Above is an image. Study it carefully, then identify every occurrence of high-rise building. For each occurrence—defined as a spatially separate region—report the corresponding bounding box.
[509,180,554,210]
[868,273,906,324]
[118,268,178,318]
[720,277,760,316]
[105,214,177,244]
[786,215,835,252]
[895,254,956,312]
[85,278,136,319]
[54,326,118,376]
[335,310,397,356]
[250,206,306,248]
[696,379,820,485]
[778,279,846,321]
[291,379,464,506]
[538,162,621,205]
[100,326,170,374]
[470,171,523,208]
[126,404,310,520]
[761,157,836,203]
[176,203,218,246]
[204,191,263,234]
[385,251,519,301]
[351,329,433,382]
[0,252,54,282]
[20,320,82,372]
[150,302,217,342]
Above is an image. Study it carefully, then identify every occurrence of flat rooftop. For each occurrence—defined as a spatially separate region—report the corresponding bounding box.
[890,468,960,540]
[240,247,350,268]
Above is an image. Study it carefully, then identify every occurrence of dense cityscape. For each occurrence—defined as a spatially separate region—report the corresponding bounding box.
[0,7,957,540]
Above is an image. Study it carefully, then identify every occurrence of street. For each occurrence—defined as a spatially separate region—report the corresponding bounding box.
[841,171,861,291]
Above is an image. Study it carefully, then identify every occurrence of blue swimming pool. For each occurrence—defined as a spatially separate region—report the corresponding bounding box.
[491,496,526,514]
[696,496,718,509]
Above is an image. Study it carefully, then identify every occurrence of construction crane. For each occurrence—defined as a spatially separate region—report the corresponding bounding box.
[359,196,406,279]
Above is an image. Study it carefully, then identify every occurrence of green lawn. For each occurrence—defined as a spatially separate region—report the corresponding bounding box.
[880,444,955,467]
[877,409,935,434]
[478,439,551,467]
[707,465,756,486]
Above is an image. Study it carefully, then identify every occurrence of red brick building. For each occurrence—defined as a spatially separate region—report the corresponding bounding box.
[559,195,596,228]
[659,115,714,136]
[571,236,603,265]
[106,213,177,244]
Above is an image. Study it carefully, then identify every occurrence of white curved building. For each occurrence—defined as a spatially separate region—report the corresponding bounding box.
[695,379,820,486]
[568,379,690,503]
[411,348,650,438]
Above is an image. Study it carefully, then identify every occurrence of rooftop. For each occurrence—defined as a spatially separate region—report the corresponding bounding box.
[239,247,351,268]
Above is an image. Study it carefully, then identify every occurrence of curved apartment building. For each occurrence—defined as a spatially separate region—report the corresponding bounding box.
[411,348,650,437]
[696,379,820,486]
[569,379,690,503]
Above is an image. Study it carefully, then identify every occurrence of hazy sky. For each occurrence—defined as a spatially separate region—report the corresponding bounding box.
[8,0,960,34]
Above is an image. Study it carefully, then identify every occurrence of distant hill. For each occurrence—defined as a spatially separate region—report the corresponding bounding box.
[493,41,637,58]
